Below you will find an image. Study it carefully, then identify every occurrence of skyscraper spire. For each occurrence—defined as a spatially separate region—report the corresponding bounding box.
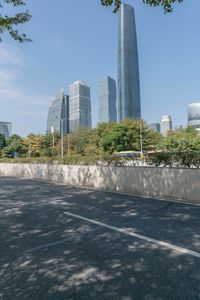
[117,3,141,121]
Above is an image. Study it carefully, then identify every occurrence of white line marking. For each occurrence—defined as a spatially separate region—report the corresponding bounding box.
[63,211,200,259]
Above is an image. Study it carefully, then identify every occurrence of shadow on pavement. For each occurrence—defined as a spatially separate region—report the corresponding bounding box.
[0,177,200,300]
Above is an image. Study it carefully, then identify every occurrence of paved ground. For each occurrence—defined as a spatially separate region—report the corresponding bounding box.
[0,176,200,300]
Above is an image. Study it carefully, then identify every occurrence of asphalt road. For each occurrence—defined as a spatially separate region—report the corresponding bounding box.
[0,176,200,300]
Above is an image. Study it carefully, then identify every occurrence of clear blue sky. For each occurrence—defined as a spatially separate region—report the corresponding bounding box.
[0,0,200,136]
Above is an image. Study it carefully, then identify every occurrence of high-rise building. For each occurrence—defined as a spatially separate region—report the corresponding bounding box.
[0,121,12,138]
[149,123,160,133]
[69,81,92,132]
[98,76,117,123]
[46,89,69,134]
[161,115,172,135]
[188,103,200,130]
[117,3,141,122]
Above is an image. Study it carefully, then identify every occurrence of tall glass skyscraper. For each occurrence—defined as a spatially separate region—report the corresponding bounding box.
[0,121,12,138]
[98,76,117,123]
[118,3,141,121]
[149,123,160,133]
[188,103,200,131]
[161,115,172,135]
[69,81,92,132]
[46,89,69,134]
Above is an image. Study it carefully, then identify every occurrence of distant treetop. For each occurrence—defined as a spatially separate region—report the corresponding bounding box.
[0,0,184,43]
[0,0,31,43]
[101,0,183,13]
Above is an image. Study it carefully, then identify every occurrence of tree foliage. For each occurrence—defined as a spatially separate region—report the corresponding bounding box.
[101,0,184,13]
[0,134,6,150]
[2,134,26,157]
[146,126,200,167]
[1,123,200,168]
[99,120,161,153]
[160,126,200,152]
[23,133,60,157]
[0,0,31,42]
[0,0,184,43]
[100,123,128,153]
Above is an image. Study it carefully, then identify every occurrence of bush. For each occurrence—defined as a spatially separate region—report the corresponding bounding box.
[1,151,200,168]
[147,151,200,168]
[41,147,58,157]
[147,152,173,167]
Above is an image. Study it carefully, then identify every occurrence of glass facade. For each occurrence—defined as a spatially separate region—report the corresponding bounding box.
[149,123,160,133]
[98,76,117,123]
[46,89,69,134]
[0,121,12,138]
[161,115,172,135]
[69,81,92,133]
[188,103,200,130]
[118,3,141,121]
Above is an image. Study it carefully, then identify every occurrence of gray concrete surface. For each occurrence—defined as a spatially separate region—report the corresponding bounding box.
[0,163,200,204]
[0,176,200,300]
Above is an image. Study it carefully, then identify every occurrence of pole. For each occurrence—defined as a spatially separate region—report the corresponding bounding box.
[67,134,70,156]
[61,120,64,158]
[140,123,143,158]
[28,140,31,157]
[61,117,70,158]
[51,126,55,148]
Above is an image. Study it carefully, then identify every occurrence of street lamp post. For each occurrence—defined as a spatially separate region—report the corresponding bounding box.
[61,118,70,158]
[51,126,55,148]
[67,134,70,157]
[28,139,31,158]
[140,123,143,158]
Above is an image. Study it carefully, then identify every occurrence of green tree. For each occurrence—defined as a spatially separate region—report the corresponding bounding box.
[101,0,183,13]
[0,0,31,42]
[84,127,103,156]
[147,126,200,168]
[40,133,59,157]
[160,126,200,152]
[123,119,161,151]
[0,133,6,149]
[67,129,94,156]
[0,0,184,43]
[100,119,162,154]
[100,123,129,153]
[24,134,43,157]
[3,134,26,157]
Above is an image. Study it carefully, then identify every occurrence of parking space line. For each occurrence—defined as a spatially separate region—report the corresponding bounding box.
[64,211,200,259]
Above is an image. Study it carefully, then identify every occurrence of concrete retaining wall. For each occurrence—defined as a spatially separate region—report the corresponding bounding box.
[0,163,199,204]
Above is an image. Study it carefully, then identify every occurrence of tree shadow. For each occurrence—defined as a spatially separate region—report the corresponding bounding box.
[0,177,200,299]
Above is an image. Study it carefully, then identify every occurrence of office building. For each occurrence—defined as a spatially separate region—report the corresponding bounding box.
[188,103,200,130]
[46,89,69,134]
[69,81,92,132]
[117,3,141,121]
[161,115,172,135]
[98,76,117,123]
[149,123,160,133]
[0,121,12,138]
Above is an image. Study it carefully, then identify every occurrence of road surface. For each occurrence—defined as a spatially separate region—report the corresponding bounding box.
[0,176,200,299]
